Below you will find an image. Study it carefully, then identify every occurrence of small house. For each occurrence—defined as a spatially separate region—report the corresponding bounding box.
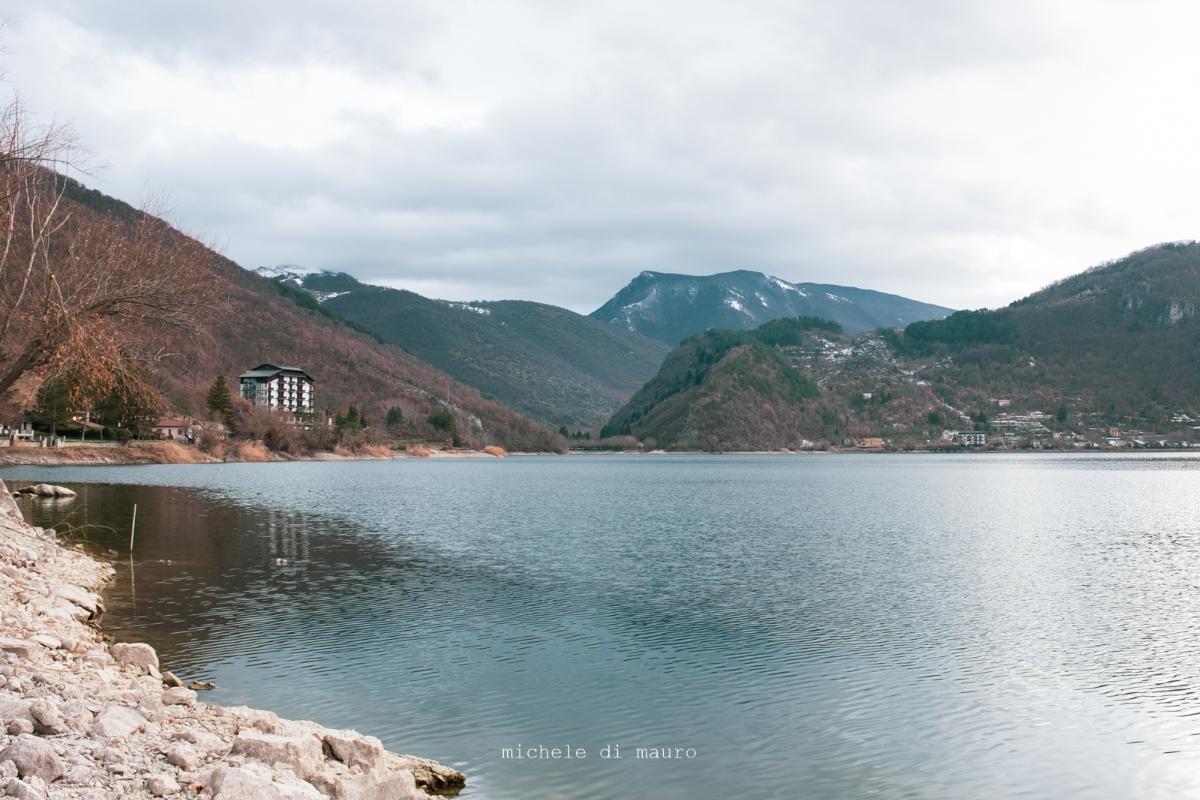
[153,418,194,442]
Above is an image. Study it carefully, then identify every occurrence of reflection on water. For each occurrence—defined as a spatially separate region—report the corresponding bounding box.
[8,453,1200,799]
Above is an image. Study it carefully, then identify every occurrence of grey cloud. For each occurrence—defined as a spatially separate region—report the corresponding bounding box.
[0,0,1192,312]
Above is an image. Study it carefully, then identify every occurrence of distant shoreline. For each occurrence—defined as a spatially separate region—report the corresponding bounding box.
[0,443,1186,468]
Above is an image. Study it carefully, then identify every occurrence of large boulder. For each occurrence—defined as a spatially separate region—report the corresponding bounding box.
[206,763,324,800]
[109,642,159,672]
[24,484,76,498]
[339,770,425,800]
[322,730,386,773]
[0,734,64,783]
[230,731,325,781]
[90,705,144,738]
[162,687,197,706]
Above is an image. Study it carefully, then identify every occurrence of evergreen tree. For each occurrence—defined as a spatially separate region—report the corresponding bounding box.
[32,378,73,438]
[206,375,235,428]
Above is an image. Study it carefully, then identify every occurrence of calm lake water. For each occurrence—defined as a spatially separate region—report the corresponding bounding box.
[3,453,1200,799]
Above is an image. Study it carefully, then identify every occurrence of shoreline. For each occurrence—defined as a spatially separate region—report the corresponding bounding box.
[0,443,1183,468]
[0,479,465,799]
[0,442,530,468]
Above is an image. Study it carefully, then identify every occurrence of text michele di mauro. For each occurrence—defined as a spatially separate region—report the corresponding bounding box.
[501,743,698,761]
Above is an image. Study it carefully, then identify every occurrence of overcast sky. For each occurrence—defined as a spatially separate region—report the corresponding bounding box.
[2,1,1198,312]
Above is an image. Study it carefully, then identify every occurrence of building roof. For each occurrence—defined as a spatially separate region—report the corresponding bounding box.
[239,363,313,381]
[154,417,191,428]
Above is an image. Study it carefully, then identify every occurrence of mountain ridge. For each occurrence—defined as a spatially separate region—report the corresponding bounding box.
[590,269,954,345]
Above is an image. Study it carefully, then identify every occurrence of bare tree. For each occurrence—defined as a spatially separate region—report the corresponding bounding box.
[0,95,215,406]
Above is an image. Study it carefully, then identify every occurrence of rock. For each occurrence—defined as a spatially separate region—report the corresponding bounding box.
[147,772,181,796]
[161,671,184,688]
[0,638,34,659]
[30,635,60,650]
[162,686,197,706]
[226,706,283,733]
[53,585,101,616]
[0,734,64,782]
[323,730,386,773]
[83,648,113,666]
[339,770,425,800]
[187,680,217,691]
[24,484,76,498]
[3,776,47,800]
[58,699,94,733]
[109,642,159,672]
[6,718,34,735]
[0,692,35,725]
[29,699,68,736]
[96,747,125,765]
[230,731,325,780]
[391,753,467,794]
[206,764,324,800]
[0,480,22,519]
[90,705,144,738]
[0,760,15,779]
[166,743,203,771]
[174,729,225,751]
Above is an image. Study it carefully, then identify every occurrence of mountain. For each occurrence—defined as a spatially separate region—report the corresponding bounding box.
[56,180,563,451]
[268,271,670,428]
[604,243,1200,450]
[590,269,954,345]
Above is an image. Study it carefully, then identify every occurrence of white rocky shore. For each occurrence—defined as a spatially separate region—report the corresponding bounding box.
[0,480,465,800]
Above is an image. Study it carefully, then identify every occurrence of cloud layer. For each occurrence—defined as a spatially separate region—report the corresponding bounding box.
[3,0,1199,311]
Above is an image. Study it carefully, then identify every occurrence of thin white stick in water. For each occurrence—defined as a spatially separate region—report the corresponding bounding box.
[129,503,137,551]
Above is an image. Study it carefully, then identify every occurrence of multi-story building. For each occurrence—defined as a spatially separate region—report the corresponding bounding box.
[238,364,314,415]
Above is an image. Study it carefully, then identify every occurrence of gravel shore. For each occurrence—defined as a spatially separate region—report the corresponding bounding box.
[0,480,465,799]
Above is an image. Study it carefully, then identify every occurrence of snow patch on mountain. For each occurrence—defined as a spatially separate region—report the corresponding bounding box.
[253,265,317,281]
[769,276,808,297]
[445,301,492,315]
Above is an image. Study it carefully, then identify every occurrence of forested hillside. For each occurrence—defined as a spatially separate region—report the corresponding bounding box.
[53,180,563,451]
[606,244,1200,450]
[276,272,670,427]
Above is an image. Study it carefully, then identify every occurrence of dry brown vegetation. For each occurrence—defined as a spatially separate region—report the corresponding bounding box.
[0,98,215,411]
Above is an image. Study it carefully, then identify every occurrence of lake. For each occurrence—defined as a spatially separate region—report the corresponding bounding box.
[3,453,1200,799]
